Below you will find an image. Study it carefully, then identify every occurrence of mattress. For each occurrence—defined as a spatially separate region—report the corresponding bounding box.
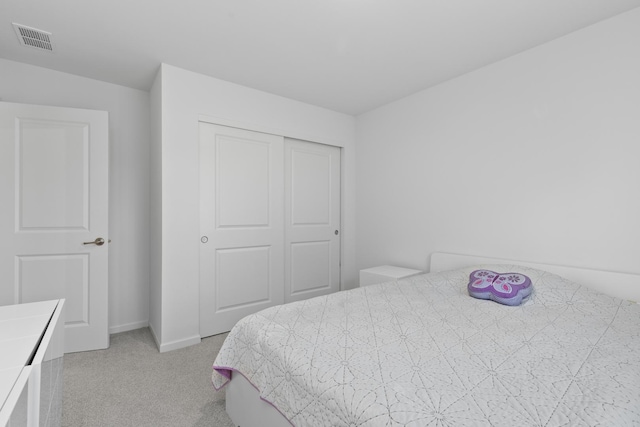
[212,265,640,426]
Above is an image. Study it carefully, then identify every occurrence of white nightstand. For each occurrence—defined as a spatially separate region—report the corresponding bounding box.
[359,265,423,287]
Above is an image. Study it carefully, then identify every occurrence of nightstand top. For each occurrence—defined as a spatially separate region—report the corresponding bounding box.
[360,265,422,278]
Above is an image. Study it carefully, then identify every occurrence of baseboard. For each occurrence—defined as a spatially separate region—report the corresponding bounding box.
[147,321,201,353]
[157,334,201,353]
[148,322,161,350]
[109,320,149,335]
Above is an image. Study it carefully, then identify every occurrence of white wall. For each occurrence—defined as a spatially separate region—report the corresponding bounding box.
[0,58,151,333]
[152,63,356,352]
[356,9,640,282]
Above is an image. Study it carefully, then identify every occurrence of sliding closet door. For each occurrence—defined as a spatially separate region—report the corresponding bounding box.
[199,123,284,337]
[284,139,341,303]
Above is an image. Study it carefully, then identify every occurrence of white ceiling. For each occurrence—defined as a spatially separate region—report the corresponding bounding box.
[1,0,639,115]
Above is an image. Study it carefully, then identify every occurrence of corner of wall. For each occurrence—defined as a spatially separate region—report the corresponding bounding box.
[148,65,163,347]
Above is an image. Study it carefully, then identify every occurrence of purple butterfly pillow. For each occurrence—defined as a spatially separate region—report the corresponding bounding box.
[468,270,532,306]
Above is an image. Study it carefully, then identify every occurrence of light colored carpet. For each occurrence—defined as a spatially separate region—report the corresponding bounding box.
[62,328,235,427]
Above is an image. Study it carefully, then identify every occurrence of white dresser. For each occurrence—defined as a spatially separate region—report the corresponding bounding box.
[0,300,65,427]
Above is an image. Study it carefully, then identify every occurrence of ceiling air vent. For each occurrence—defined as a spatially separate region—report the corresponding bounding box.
[13,23,54,52]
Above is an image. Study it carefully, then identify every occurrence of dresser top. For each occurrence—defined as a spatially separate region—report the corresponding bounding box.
[0,300,59,411]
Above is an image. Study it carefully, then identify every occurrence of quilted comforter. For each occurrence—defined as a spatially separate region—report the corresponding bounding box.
[212,265,640,426]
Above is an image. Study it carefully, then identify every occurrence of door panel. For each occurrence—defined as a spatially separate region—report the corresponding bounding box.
[290,241,331,294]
[17,119,88,230]
[290,150,331,224]
[216,136,271,228]
[215,246,271,311]
[0,102,109,353]
[16,254,89,327]
[199,123,284,337]
[285,139,340,303]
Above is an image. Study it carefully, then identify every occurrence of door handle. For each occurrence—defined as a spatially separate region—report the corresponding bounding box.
[83,237,105,246]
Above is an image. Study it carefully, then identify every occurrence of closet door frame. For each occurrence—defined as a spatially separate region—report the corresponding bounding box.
[198,116,344,337]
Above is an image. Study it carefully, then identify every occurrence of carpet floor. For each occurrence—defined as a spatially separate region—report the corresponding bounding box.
[62,328,235,427]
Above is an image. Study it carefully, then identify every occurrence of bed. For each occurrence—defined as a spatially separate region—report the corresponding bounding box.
[211,252,640,426]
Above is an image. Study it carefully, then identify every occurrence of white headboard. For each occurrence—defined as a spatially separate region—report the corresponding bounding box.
[430,252,640,303]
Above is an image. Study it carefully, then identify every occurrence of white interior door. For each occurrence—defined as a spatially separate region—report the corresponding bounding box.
[284,139,340,303]
[199,123,284,337]
[0,102,109,353]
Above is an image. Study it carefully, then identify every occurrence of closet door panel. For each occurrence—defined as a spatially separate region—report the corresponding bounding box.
[285,139,341,303]
[215,136,270,227]
[290,241,331,294]
[199,123,284,337]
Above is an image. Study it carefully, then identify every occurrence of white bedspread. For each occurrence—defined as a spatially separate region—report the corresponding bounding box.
[212,265,640,426]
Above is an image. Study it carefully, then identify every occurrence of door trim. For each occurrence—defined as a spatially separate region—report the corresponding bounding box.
[198,114,345,150]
